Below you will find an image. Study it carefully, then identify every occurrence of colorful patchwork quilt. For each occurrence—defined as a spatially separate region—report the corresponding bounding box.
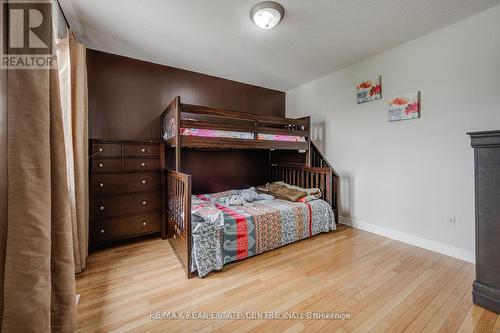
[190,190,336,277]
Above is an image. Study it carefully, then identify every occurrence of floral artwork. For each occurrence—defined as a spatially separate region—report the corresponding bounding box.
[388,92,421,122]
[356,76,382,104]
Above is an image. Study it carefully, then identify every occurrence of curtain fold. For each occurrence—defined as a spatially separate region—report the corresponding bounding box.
[55,31,88,274]
[0,56,8,330]
[69,33,89,273]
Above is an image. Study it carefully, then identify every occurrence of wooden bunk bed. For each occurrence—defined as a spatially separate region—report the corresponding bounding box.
[160,96,339,278]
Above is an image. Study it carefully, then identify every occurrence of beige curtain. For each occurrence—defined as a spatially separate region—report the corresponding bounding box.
[0,57,8,329]
[56,33,89,274]
[70,33,89,273]
[0,13,87,333]
[2,68,77,332]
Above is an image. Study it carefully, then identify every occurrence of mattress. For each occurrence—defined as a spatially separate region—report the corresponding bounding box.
[190,189,336,277]
[180,127,306,142]
[180,128,254,139]
[257,133,306,142]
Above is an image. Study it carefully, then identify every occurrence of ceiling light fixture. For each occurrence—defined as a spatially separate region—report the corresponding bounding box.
[250,1,285,30]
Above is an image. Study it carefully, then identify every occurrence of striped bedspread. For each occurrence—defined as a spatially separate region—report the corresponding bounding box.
[190,191,336,277]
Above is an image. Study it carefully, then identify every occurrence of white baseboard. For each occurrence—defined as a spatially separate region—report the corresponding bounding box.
[339,216,475,264]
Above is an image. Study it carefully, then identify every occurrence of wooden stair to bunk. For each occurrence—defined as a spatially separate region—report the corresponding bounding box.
[310,141,339,223]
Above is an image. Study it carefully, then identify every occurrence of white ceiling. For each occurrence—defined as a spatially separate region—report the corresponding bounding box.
[60,0,499,91]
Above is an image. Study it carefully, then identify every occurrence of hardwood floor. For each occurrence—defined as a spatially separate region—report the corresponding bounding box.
[76,225,498,332]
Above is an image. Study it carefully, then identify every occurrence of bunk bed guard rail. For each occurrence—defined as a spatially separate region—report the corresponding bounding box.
[166,170,193,277]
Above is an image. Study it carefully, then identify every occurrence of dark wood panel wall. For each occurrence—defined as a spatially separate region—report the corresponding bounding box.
[87,49,285,194]
[181,150,270,195]
[87,49,285,141]
[165,148,270,194]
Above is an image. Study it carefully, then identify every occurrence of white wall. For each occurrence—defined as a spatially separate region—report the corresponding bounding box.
[287,5,500,262]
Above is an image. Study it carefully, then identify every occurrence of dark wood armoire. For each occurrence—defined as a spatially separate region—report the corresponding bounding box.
[469,130,500,314]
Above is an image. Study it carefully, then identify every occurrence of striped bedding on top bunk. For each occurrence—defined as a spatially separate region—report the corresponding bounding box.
[178,128,306,142]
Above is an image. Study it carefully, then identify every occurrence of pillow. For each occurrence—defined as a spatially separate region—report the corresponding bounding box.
[256,183,307,202]
[273,186,307,202]
[273,181,322,199]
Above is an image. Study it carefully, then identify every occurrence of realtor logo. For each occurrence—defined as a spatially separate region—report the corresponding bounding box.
[1,0,55,68]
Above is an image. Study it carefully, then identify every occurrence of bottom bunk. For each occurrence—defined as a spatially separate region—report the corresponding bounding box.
[165,165,336,278]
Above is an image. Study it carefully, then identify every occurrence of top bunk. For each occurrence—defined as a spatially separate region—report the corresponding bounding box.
[160,96,310,151]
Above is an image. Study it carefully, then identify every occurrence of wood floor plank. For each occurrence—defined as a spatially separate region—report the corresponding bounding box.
[493,315,500,333]
[474,309,497,333]
[424,267,475,333]
[75,225,495,333]
[331,251,442,332]
[363,257,451,333]
[438,283,474,333]
[458,305,485,332]
[288,246,441,332]
[367,256,452,333]
[402,262,471,333]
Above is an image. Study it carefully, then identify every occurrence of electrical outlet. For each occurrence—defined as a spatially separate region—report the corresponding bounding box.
[447,216,456,227]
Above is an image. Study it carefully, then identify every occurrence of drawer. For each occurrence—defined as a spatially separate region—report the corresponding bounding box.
[91,173,160,194]
[91,143,122,157]
[92,213,161,243]
[124,143,159,157]
[91,192,161,219]
[124,158,160,172]
[91,158,122,174]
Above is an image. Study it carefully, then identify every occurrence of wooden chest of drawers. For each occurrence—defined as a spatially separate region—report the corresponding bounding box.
[89,139,164,248]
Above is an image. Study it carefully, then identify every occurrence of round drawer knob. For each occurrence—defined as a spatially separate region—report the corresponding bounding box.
[98,163,103,168]
[141,148,146,152]
[142,180,147,184]
[100,206,104,211]
[142,201,147,205]
[98,148,103,152]
[141,162,146,167]
[99,182,104,188]
[142,221,147,226]
[100,229,105,234]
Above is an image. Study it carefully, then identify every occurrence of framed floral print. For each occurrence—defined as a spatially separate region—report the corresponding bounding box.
[388,91,421,122]
[357,76,382,104]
